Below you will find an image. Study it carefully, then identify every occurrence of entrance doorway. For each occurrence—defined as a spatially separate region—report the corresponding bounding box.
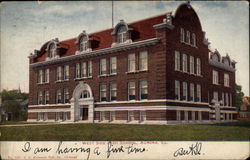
[80,107,88,120]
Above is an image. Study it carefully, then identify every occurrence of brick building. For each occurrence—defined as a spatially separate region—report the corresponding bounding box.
[27,3,237,124]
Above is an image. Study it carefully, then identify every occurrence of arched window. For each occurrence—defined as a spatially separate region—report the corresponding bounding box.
[117,25,127,43]
[223,58,230,66]
[49,43,57,58]
[79,36,88,51]
[80,90,90,99]
[212,54,219,62]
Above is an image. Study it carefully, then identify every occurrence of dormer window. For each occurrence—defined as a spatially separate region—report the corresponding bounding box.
[79,36,88,51]
[223,58,230,66]
[49,43,57,58]
[212,54,219,62]
[75,31,92,54]
[117,25,127,43]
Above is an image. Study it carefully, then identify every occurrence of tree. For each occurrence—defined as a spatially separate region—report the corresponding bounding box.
[235,84,244,109]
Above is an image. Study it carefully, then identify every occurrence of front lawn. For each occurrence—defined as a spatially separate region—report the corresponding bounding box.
[0,121,249,141]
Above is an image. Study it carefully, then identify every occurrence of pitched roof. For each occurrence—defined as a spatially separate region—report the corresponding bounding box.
[35,13,167,62]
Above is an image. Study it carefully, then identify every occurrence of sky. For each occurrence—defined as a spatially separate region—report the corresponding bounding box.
[0,1,249,96]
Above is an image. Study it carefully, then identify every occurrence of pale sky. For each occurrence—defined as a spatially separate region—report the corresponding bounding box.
[0,1,249,96]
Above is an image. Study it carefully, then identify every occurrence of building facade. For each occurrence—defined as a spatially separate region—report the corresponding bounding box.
[27,3,237,124]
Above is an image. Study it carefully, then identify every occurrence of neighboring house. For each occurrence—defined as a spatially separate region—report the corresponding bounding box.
[238,97,250,121]
[27,2,237,124]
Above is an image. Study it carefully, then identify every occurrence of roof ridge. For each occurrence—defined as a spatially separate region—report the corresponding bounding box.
[60,11,169,43]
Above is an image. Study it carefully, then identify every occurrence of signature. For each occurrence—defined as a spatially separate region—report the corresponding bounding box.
[173,142,202,157]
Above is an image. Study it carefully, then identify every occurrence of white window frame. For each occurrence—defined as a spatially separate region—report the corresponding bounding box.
[38,70,43,83]
[128,111,134,121]
[177,110,181,121]
[226,93,229,106]
[110,111,115,121]
[117,26,127,43]
[139,51,148,71]
[175,51,181,71]
[213,91,218,101]
[128,81,136,101]
[128,53,136,72]
[186,30,190,44]
[64,65,69,80]
[100,58,107,75]
[224,73,230,87]
[45,69,49,83]
[79,36,88,51]
[38,91,43,105]
[110,83,117,101]
[45,91,49,104]
[81,62,87,78]
[192,111,195,121]
[76,63,81,78]
[182,82,188,101]
[180,28,185,43]
[222,92,225,106]
[212,70,219,84]
[196,58,201,75]
[56,66,62,81]
[56,89,62,104]
[175,80,180,100]
[100,84,107,102]
[88,61,92,77]
[64,88,69,104]
[230,93,232,106]
[140,111,146,122]
[182,54,188,72]
[190,56,194,74]
[49,44,57,58]
[43,112,48,121]
[190,83,194,101]
[140,80,148,100]
[192,33,196,47]
[197,84,201,102]
[110,57,117,74]
[100,111,105,121]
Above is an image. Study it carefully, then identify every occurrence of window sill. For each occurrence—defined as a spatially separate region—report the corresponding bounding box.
[74,76,93,80]
[55,80,69,83]
[181,41,198,48]
[126,70,148,74]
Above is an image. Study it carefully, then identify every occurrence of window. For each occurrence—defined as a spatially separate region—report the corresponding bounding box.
[182,54,187,72]
[186,31,190,44]
[81,62,87,78]
[55,112,61,121]
[177,111,181,121]
[180,28,185,42]
[192,33,196,46]
[117,25,127,43]
[182,82,187,101]
[140,111,146,121]
[128,53,136,72]
[224,73,230,87]
[196,84,201,102]
[212,70,219,84]
[110,83,117,101]
[49,44,57,58]
[140,80,148,100]
[230,93,232,106]
[100,84,107,101]
[63,112,68,121]
[196,58,201,75]
[88,61,92,77]
[128,111,134,121]
[45,91,49,104]
[79,36,88,51]
[45,69,49,83]
[80,90,90,99]
[213,91,218,101]
[175,51,181,71]
[175,80,180,100]
[190,56,194,74]
[100,111,105,121]
[190,83,194,101]
[64,88,69,103]
[139,51,148,71]
[110,57,117,74]
[38,70,43,83]
[38,91,43,105]
[37,113,42,121]
[100,58,107,75]
[56,89,62,104]
[76,63,81,78]
[225,93,229,106]
[222,92,225,106]
[43,113,48,121]
[212,54,219,62]
[64,65,69,80]
[128,82,136,100]
[110,111,115,121]
[56,66,62,81]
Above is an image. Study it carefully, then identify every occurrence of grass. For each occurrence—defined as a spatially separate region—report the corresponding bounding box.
[0,121,249,141]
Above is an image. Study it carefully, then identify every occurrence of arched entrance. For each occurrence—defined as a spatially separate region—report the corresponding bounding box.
[70,81,94,122]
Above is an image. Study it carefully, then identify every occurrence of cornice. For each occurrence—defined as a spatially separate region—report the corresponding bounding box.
[30,38,160,68]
